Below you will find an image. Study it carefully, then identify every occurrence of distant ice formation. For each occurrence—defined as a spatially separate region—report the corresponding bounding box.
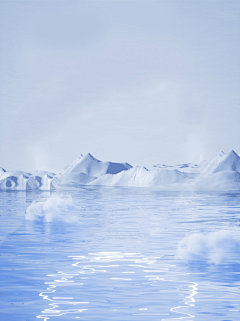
[32,170,60,190]
[60,153,132,185]
[1,150,240,191]
[0,170,39,191]
[88,166,189,187]
[0,169,58,191]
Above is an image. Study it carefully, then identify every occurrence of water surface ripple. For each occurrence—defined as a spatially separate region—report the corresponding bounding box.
[0,187,240,320]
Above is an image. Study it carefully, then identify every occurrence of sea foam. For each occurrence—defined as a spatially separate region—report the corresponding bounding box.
[25,194,78,223]
[177,229,240,264]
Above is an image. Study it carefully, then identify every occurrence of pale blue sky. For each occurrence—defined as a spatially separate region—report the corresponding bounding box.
[0,1,239,172]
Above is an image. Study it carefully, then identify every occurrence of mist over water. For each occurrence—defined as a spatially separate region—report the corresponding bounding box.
[25,194,78,223]
[177,229,240,264]
[1,187,240,320]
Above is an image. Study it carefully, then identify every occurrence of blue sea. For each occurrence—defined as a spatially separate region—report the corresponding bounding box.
[0,187,240,320]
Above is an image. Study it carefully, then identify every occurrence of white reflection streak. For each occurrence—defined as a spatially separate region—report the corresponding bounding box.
[162,281,198,320]
[38,252,190,320]
[38,252,149,320]
[36,271,88,320]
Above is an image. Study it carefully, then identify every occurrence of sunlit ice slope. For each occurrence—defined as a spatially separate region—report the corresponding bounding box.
[59,153,132,185]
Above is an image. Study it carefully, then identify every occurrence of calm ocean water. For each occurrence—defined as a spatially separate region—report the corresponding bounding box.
[0,187,240,321]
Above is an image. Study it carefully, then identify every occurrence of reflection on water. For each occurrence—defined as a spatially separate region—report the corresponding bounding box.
[37,252,198,320]
[0,187,240,320]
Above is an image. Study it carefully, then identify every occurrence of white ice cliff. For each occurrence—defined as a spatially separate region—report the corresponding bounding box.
[0,169,58,191]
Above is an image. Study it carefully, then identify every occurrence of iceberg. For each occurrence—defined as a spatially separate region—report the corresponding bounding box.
[196,170,240,191]
[0,170,59,191]
[89,166,190,187]
[194,150,240,190]
[1,150,240,191]
[0,170,39,191]
[32,171,59,191]
[60,153,132,185]
[201,150,240,176]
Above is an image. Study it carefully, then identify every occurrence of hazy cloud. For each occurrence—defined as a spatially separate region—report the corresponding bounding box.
[0,1,239,172]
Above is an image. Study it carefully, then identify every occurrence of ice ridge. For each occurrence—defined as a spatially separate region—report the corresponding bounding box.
[1,150,240,191]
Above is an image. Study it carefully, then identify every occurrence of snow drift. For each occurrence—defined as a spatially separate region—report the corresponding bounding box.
[1,150,240,191]
[177,229,240,264]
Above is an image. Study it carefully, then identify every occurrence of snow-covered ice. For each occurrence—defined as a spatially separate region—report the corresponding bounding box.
[60,153,132,185]
[1,150,240,191]
[0,169,59,191]
[0,170,39,191]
